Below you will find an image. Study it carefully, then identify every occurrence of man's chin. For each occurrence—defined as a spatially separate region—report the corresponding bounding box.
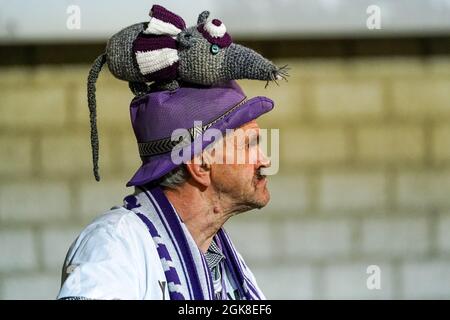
[257,195,270,209]
[236,193,270,213]
[251,189,271,209]
[235,183,270,212]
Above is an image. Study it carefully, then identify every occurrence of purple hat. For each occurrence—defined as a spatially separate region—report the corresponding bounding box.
[126,81,273,187]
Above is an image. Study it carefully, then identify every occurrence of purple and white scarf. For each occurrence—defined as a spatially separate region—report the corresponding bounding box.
[123,185,264,300]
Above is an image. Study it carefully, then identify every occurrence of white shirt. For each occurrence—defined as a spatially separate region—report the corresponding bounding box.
[57,206,253,300]
[58,207,169,299]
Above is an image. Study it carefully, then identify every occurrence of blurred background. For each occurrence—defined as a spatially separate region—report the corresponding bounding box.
[1,0,450,299]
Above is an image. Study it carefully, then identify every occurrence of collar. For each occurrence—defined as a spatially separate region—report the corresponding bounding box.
[205,239,226,271]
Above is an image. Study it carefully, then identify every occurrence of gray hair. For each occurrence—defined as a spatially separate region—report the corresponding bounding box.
[159,165,189,189]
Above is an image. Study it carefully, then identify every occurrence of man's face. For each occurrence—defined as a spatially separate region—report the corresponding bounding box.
[208,120,271,212]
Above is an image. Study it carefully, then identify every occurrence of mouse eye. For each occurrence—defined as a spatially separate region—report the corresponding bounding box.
[210,44,220,55]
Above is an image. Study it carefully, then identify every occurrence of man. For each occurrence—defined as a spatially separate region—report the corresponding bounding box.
[57,5,285,300]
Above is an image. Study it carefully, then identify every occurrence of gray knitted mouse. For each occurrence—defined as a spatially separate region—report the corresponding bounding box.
[86,5,288,180]
[88,4,288,96]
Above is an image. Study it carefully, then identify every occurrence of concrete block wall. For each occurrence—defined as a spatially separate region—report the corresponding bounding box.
[0,57,449,299]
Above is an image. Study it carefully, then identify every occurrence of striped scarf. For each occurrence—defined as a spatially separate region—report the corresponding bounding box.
[123,185,265,300]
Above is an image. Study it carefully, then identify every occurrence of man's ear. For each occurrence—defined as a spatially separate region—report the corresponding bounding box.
[185,155,211,188]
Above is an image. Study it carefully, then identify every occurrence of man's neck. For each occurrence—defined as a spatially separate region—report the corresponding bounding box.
[163,183,234,253]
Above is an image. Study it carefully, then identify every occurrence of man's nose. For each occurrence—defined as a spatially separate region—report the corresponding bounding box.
[258,148,271,168]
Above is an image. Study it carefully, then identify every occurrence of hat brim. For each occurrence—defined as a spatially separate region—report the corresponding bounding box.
[126,96,274,187]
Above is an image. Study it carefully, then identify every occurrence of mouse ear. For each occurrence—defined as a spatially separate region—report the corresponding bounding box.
[197,10,210,24]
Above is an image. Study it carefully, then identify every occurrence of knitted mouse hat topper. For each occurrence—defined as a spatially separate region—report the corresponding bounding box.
[87,4,288,182]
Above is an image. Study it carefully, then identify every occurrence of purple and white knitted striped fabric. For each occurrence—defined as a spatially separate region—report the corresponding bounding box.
[147,4,186,33]
[123,186,264,300]
[133,4,186,82]
[132,34,179,82]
